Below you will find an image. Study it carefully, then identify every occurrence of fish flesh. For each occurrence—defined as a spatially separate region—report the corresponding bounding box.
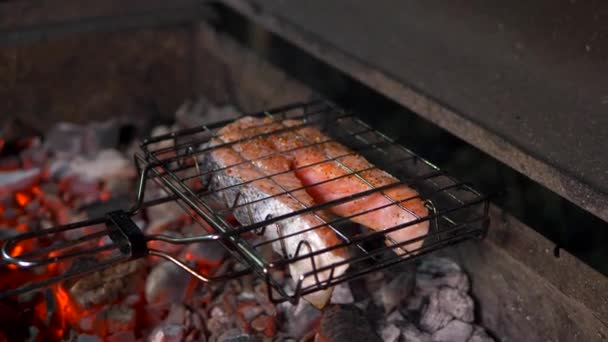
[232,116,429,255]
[202,114,429,306]
[278,120,430,255]
[203,117,349,308]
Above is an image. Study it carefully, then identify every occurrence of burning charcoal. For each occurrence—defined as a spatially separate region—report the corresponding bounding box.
[147,126,174,152]
[67,259,145,309]
[467,326,494,342]
[277,300,321,339]
[175,98,210,129]
[386,310,405,324]
[95,305,136,334]
[145,261,192,305]
[83,120,121,154]
[45,123,84,157]
[436,287,474,323]
[148,324,185,342]
[0,168,41,194]
[215,328,252,342]
[165,304,188,325]
[379,324,401,342]
[416,257,469,294]
[175,98,241,129]
[0,227,19,239]
[237,302,264,321]
[146,200,187,233]
[404,293,425,312]
[207,304,238,338]
[431,320,473,342]
[318,305,381,342]
[401,324,431,342]
[330,282,354,304]
[206,105,242,125]
[70,149,136,182]
[374,267,415,313]
[49,159,72,181]
[183,240,227,268]
[419,291,453,333]
[250,314,274,336]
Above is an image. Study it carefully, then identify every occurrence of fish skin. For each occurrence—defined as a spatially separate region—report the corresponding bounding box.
[202,116,349,308]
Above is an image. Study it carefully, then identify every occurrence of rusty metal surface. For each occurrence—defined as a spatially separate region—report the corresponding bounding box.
[221,0,608,223]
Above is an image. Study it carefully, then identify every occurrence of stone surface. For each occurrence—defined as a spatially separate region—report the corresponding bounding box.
[432,320,473,342]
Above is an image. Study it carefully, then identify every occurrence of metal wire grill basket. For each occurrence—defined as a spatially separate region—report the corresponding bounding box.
[1,100,489,304]
[135,100,489,303]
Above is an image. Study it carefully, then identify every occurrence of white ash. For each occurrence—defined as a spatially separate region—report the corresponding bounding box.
[401,324,431,342]
[45,120,123,158]
[67,259,145,309]
[419,290,454,333]
[69,149,135,183]
[215,328,252,342]
[145,261,192,305]
[330,282,355,304]
[147,125,174,152]
[380,324,401,342]
[432,320,473,342]
[0,168,41,194]
[343,256,494,342]
[373,267,416,313]
[436,287,474,323]
[277,300,322,340]
[175,98,241,130]
[148,324,185,342]
[468,326,494,342]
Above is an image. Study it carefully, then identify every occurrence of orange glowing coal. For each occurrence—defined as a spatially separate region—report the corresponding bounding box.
[51,284,88,338]
[15,191,31,207]
[7,244,23,270]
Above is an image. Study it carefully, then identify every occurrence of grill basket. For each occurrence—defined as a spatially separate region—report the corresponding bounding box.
[1,100,489,304]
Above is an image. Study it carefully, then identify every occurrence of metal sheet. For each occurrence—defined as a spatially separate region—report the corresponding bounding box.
[222,0,608,223]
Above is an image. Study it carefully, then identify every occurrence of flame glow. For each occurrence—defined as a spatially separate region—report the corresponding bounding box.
[7,244,23,270]
[15,192,31,207]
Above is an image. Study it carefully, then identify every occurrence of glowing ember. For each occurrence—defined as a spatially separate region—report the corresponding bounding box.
[15,191,31,207]
[7,244,23,270]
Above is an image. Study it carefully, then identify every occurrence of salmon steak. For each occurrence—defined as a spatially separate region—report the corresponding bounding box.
[203,115,429,306]
[203,117,349,308]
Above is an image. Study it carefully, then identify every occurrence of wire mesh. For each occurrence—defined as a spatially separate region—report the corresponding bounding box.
[137,100,490,303]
